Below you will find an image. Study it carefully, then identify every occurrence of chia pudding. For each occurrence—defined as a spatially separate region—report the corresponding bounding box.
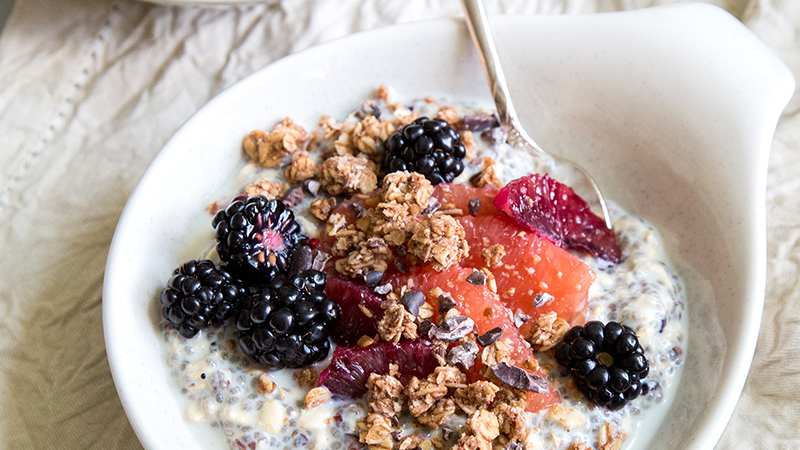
[159,87,686,450]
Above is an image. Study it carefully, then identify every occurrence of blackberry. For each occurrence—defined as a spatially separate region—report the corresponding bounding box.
[160,259,246,338]
[213,196,306,283]
[554,321,650,410]
[236,269,341,370]
[381,117,466,185]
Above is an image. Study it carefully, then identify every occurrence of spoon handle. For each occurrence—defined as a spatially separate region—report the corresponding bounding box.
[461,0,545,154]
[460,0,516,126]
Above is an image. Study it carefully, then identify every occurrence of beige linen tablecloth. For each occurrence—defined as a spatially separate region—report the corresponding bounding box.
[0,0,797,448]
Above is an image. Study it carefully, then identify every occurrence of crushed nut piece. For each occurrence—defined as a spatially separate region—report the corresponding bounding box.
[470,157,503,189]
[293,366,318,389]
[481,244,506,268]
[454,381,500,414]
[528,311,570,352]
[598,423,626,450]
[285,151,317,183]
[367,370,405,418]
[256,373,276,394]
[243,118,311,168]
[305,386,331,409]
[311,197,338,221]
[358,413,394,450]
[244,178,288,199]
[416,398,456,428]
[377,303,418,343]
[358,335,376,348]
[408,215,470,271]
[319,154,378,196]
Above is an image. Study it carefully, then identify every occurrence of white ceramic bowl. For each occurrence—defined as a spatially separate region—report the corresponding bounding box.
[103,4,794,449]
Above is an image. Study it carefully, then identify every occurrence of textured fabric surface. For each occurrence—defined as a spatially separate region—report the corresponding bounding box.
[0,0,796,448]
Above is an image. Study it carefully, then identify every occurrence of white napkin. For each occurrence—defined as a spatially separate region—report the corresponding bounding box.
[0,0,795,448]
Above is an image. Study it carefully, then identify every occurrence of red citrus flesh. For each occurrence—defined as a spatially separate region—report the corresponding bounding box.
[432,183,501,216]
[389,266,559,412]
[458,215,595,328]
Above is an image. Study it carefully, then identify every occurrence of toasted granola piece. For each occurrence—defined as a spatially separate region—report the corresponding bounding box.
[547,404,585,430]
[372,202,417,246]
[568,443,592,450]
[382,171,434,214]
[376,85,392,103]
[367,368,405,418]
[331,225,367,257]
[319,115,343,140]
[493,386,529,410]
[598,423,626,450]
[454,381,500,415]
[320,154,378,196]
[358,413,394,450]
[243,118,311,168]
[470,157,503,189]
[255,373,276,394]
[304,386,331,409]
[336,237,390,278]
[528,311,570,352]
[480,244,506,268]
[352,115,396,156]
[408,215,470,271]
[393,111,421,127]
[406,376,448,417]
[377,303,418,343]
[480,338,513,368]
[430,365,466,386]
[461,130,476,157]
[492,402,529,444]
[243,178,288,199]
[285,151,317,183]
[399,435,424,450]
[453,410,500,450]
[416,398,456,428]
[311,197,338,221]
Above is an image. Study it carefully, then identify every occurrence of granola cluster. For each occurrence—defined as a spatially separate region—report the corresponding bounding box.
[243,117,312,168]
[408,215,470,271]
[328,170,470,278]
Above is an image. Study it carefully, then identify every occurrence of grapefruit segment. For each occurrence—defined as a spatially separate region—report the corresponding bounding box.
[458,215,595,328]
[432,183,501,216]
[389,266,559,412]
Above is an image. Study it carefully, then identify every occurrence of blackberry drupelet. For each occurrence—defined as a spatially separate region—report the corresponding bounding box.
[213,196,306,283]
[381,117,466,185]
[160,259,246,338]
[236,269,341,370]
[554,320,650,410]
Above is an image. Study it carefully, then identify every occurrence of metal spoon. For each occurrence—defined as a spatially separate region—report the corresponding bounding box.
[461,0,613,229]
